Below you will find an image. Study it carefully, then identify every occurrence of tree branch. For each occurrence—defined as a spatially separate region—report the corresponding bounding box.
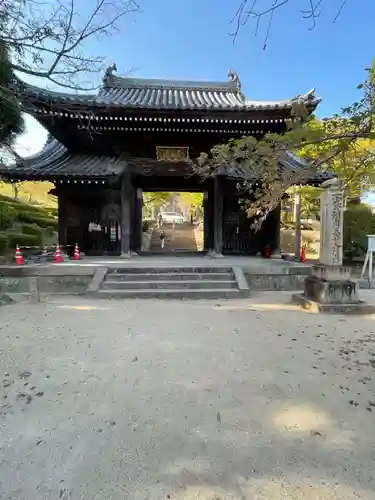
[230,0,351,47]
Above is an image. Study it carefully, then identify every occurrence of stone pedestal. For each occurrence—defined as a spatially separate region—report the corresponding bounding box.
[292,265,374,313]
[292,179,375,314]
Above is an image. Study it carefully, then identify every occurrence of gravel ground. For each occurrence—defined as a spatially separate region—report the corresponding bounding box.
[2,291,375,499]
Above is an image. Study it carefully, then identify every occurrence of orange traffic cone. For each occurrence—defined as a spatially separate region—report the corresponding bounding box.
[73,243,80,261]
[300,245,307,263]
[54,244,63,263]
[15,245,24,265]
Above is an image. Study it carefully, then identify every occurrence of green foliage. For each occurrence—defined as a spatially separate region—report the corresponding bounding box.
[6,231,40,248]
[47,207,58,217]
[178,192,203,209]
[15,203,48,215]
[300,186,321,218]
[192,63,375,230]
[17,211,58,228]
[0,40,24,145]
[300,119,375,200]
[142,220,151,232]
[0,200,16,229]
[343,204,375,260]
[44,226,56,236]
[0,233,8,253]
[143,192,171,207]
[21,223,43,243]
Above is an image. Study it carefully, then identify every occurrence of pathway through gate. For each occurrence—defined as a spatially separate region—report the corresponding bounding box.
[149,223,198,252]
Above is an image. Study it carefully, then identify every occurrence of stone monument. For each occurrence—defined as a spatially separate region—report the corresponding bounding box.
[292,178,375,313]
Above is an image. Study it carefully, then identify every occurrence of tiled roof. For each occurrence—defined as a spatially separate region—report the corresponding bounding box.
[0,138,332,184]
[16,70,320,112]
[222,151,333,184]
[0,138,126,180]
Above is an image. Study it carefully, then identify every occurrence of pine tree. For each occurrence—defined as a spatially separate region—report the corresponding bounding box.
[0,40,24,146]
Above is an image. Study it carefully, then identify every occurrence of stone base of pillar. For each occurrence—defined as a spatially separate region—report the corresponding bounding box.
[120,252,133,259]
[292,265,375,314]
[206,249,224,259]
[271,251,282,259]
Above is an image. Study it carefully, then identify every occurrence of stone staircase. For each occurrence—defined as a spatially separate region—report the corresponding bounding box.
[96,266,249,299]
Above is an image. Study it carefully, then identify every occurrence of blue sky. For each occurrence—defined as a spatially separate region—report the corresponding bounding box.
[16,0,375,157]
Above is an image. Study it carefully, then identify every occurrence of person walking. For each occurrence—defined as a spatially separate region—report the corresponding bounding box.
[160,229,165,249]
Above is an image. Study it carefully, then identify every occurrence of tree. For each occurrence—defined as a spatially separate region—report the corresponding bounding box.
[178,192,203,209]
[231,0,352,47]
[142,192,171,219]
[191,63,375,230]
[298,60,375,201]
[300,126,375,202]
[0,40,24,147]
[0,0,139,102]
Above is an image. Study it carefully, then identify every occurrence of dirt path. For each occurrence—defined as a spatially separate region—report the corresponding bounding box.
[1,292,375,498]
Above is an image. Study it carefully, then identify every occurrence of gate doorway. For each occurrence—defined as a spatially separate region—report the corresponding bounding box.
[142,191,204,254]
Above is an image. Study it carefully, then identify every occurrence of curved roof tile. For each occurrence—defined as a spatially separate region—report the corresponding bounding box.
[0,138,331,184]
[0,138,126,179]
[16,73,320,112]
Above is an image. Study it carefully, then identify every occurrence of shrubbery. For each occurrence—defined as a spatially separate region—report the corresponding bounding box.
[142,219,151,232]
[22,223,43,245]
[48,207,58,217]
[6,232,40,248]
[343,204,375,260]
[17,211,58,228]
[0,201,16,229]
[0,233,8,254]
[0,194,58,255]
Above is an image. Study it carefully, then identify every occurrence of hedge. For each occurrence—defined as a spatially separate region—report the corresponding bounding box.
[22,223,44,236]
[6,232,40,248]
[0,202,17,230]
[17,211,58,228]
[13,202,48,215]
[0,233,8,254]
[22,223,43,245]
[0,199,47,215]
[48,207,58,217]
[343,204,375,260]
[44,225,57,236]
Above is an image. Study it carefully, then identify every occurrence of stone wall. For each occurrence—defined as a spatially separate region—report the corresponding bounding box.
[0,265,96,301]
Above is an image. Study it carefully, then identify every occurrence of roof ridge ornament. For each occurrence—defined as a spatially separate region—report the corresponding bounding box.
[228,69,241,92]
[103,63,117,86]
[291,88,317,121]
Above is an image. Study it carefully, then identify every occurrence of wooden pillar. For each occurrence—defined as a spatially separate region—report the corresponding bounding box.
[57,194,67,246]
[203,191,210,252]
[294,189,301,259]
[120,172,131,257]
[271,204,281,256]
[131,187,142,253]
[213,176,223,256]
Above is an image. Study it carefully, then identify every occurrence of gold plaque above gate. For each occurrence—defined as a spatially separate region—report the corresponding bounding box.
[156,146,189,162]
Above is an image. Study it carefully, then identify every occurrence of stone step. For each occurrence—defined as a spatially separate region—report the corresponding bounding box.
[105,272,234,282]
[97,288,243,300]
[108,267,233,274]
[102,280,237,290]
